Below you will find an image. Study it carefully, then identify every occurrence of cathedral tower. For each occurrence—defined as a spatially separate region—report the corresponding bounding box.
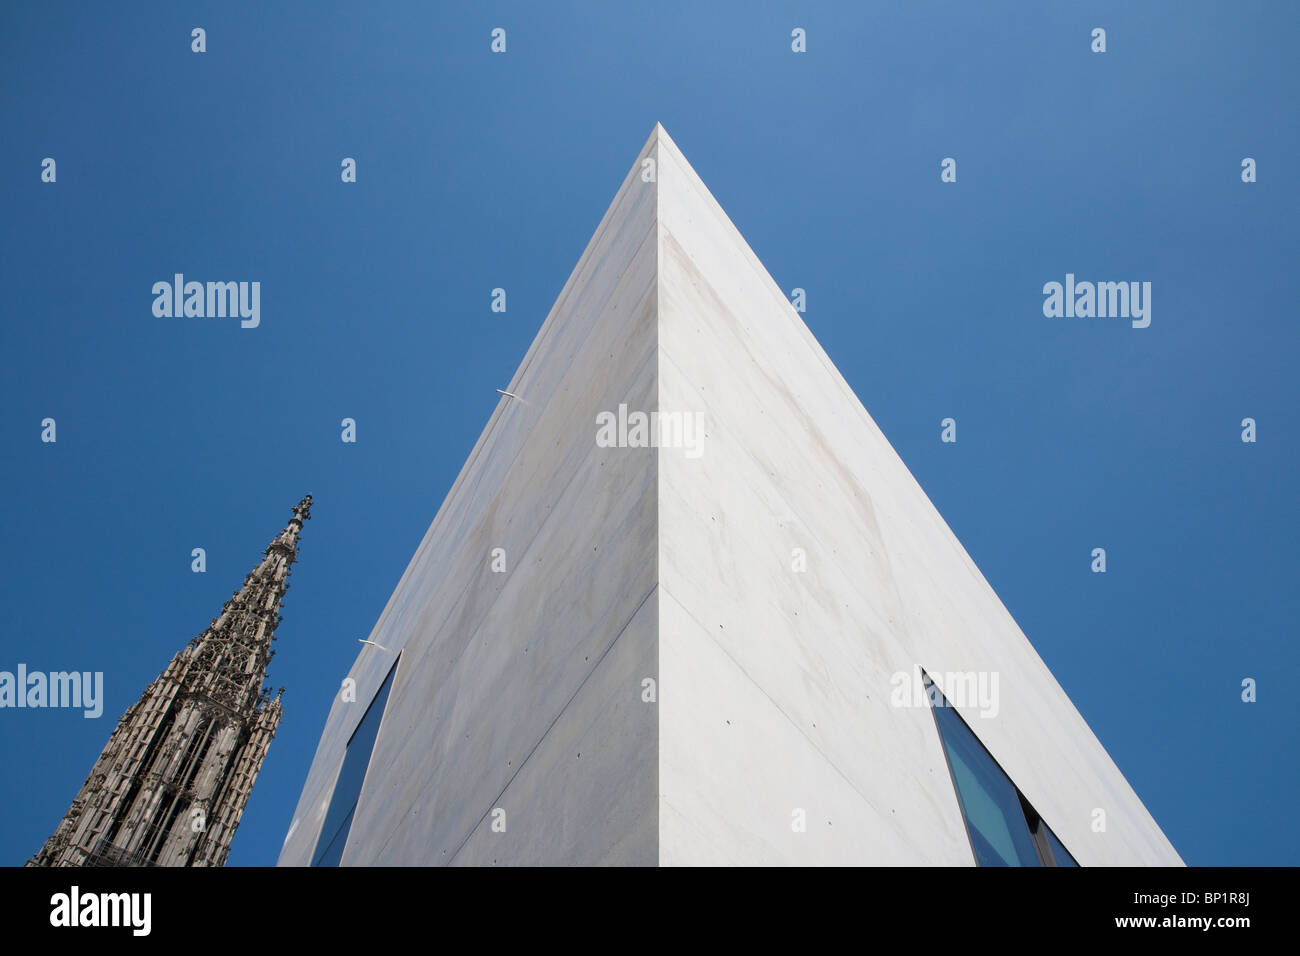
[29,495,311,867]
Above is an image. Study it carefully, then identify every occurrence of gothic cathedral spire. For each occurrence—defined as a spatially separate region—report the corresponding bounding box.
[28,495,312,867]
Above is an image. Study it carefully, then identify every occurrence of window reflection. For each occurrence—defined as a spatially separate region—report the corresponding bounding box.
[311,658,399,867]
[924,671,1078,867]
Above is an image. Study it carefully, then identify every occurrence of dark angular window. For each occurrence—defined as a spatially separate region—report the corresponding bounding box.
[1032,806,1080,867]
[311,658,399,867]
[924,671,1078,867]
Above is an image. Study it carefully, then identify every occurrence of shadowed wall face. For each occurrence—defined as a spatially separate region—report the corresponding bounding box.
[279,130,662,868]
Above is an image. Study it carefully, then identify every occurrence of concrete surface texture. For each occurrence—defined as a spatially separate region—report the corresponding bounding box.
[277,124,1182,867]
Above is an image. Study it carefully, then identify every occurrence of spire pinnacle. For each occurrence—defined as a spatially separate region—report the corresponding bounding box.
[268,493,313,556]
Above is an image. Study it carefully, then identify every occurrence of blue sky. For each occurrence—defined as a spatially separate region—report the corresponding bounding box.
[1,1,1296,866]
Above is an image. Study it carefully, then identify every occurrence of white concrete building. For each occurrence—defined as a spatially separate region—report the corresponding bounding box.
[278,125,1181,867]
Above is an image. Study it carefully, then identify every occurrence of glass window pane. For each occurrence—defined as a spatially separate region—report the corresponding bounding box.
[311,660,398,866]
[927,677,1041,866]
[1043,823,1079,866]
[312,806,355,868]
